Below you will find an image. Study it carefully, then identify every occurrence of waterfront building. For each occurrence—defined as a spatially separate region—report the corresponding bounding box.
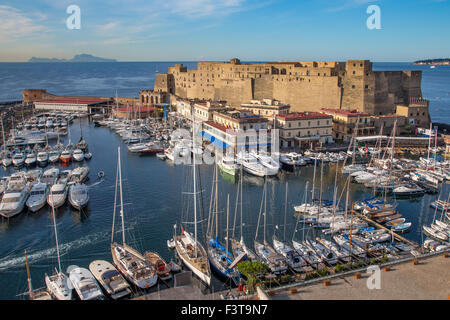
[395,98,431,129]
[112,105,157,119]
[202,109,270,154]
[155,58,427,115]
[34,98,112,113]
[320,108,376,142]
[371,114,407,135]
[276,112,333,149]
[239,99,290,122]
[139,90,170,106]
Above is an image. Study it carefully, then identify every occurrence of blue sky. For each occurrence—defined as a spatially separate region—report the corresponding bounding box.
[0,0,449,62]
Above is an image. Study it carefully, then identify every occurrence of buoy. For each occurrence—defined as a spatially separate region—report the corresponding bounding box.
[238,283,242,291]
[383,267,391,272]
[289,288,298,294]
[323,280,331,286]
[412,260,419,265]
[355,273,361,279]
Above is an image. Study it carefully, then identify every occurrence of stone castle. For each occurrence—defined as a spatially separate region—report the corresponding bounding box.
[154,58,424,115]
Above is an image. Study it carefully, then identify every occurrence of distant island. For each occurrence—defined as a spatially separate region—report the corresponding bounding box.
[28,54,117,63]
[413,58,450,65]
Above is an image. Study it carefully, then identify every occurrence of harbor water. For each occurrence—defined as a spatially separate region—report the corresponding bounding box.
[0,117,448,299]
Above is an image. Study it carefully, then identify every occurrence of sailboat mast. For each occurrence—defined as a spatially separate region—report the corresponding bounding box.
[24,250,33,300]
[263,179,267,244]
[1,118,6,149]
[283,181,288,242]
[50,191,62,274]
[226,194,230,254]
[118,147,126,246]
[311,157,317,201]
[215,163,218,239]
[240,164,243,241]
[192,117,198,257]
[426,122,432,171]
[111,158,119,243]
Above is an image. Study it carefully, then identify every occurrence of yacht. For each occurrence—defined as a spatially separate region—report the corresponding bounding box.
[88,260,131,300]
[12,152,25,167]
[47,181,68,209]
[111,147,158,289]
[72,149,84,162]
[236,151,267,177]
[279,152,306,170]
[26,183,49,212]
[0,185,29,218]
[217,154,239,176]
[393,184,425,197]
[68,183,89,209]
[254,240,288,274]
[41,168,60,186]
[70,166,89,183]
[69,267,104,300]
[2,152,12,167]
[252,151,279,176]
[272,237,309,272]
[59,149,72,163]
[36,151,49,167]
[48,150,60,163]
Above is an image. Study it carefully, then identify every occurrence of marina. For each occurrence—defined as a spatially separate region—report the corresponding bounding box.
[0,113,448,300]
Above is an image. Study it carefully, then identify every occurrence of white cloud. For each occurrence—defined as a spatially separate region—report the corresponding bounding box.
[0,5,48,43]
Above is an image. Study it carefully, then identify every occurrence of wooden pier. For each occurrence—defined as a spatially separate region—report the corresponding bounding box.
[355,211,419,248]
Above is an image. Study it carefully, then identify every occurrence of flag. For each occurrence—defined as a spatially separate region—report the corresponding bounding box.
[181,225,185,235]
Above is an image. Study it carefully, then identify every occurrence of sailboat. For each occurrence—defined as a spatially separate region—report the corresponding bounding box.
[110,147,158,289]
[24,250,53,300]
[173,117,211,286]
[254,179,288,274]
[272,182,310,272]
[45,190,73,300]
[230,165,257,262]
[206,165,240,286]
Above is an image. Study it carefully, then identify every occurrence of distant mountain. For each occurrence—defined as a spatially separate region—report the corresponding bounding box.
[414,58,450,65]
[28,54,117,63]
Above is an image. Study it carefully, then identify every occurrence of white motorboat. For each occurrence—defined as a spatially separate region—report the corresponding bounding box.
[48,150,60,163]
[342,164,366,174]
[393,184,424,197]
[68,183,89,209]
[279,152,306,169]
[89,260,131,300]
[26,183,49,212]
[2,152,12,167]
[236,151,267,177]
[70,166,89,183]
[12,152,25,167]
[69,267,104,300]
[25,153,37,167]
[0,185,29,218]
[47,181,68,208]
[72,149,84,162]
[36,152,49,167]
[41,168,60,186]
[252,151,279,176]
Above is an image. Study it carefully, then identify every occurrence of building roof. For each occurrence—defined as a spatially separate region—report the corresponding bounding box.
[277,112,331,120]
[320,108,370,117]
[117,106,157,112]
[35,98,110,105]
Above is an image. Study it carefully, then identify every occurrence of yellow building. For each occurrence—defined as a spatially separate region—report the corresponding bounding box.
[240,99,290,121]
[395,98,431,129]
[320,108,375,142]
[276,112,333,149]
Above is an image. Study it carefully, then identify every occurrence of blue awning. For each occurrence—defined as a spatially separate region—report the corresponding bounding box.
[202,131,228,149]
